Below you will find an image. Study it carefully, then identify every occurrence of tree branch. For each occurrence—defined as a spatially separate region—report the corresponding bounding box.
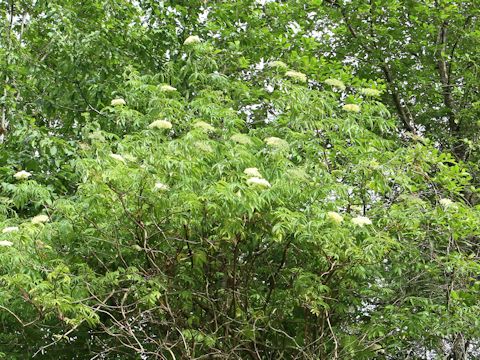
[436,20,458,132]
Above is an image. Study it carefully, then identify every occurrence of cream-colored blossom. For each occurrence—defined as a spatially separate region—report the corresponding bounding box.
[159,84,177,92]
[244,167,263,178]
[193,121,215,132]
[148,119,173,130]
[285,70,307,83]
[324,79,346,91]
[154,182,169,191]
[2,226,19,234]
[111,98,126,106]
[327,211,343,224]
[31,214,49,224]
[184,35,202,45]
[359,88,381,97]
[110,153,126,163]
[265,136,289,149]
[268,60,288,70]
[0,240,13,247]
[246,177,271,188]
[230,133,253,145]
[439,198,455,209]
[343,104,361,113]
[13,170,32,180]
[351,216,372,227]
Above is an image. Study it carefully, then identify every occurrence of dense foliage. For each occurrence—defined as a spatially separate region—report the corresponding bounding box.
[1,1,479,359]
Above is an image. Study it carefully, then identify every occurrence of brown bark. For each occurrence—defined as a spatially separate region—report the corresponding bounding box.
[381,64,416,133]
[1,1,15,137]
[436,20,458,133]
[324,0,417,134]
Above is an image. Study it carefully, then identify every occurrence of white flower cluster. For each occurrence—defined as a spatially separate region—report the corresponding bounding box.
[439,198,456,209]
[268,61,288,70]
[327,211,343,224]
[324,79,346,91]
[246,177,271,188]
[154,182,169,191]
[285,70,307,83]
[14,170,32,180]
[0,240,13,247]
[230,133,253,145]
[148,119,173,130]
[193,121,215,132]
[159,84,177,92]
[359,88,381,97]
[111,98,126,106]
[31,214,49,224]
[343,104,361,113]
[244,167,262,178]
[265,136,289,149]
[2,226,19,234]
[244,167,271,188]
[351,216,372,227]
[184,35,202,45]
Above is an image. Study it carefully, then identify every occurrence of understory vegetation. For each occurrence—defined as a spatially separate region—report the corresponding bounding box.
[0,1,479,359]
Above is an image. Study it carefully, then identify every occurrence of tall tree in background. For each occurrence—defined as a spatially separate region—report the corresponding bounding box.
[320,0,480,159]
